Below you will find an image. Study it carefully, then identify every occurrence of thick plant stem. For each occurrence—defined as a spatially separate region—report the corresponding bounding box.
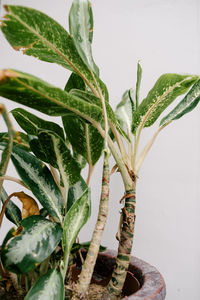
[72,149,110,299]
[107,188,136,299]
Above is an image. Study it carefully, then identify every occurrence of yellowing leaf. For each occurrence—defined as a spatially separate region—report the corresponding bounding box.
[11,192,40,219]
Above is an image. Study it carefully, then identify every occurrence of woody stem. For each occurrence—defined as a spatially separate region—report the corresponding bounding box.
[72,149,110,299]
[107,188,136,299]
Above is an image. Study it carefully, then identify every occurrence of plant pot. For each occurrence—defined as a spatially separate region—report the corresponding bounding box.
[74,249,166,299]
[0,248,166,299]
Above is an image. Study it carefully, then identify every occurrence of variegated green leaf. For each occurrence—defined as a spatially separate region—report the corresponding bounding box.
[115,89,134,131]
[12,108,64,139]
[65,73,86,93]
[28,138,48,164]
[67,176,88,211]
[0,70,103,124]
[1,228,15,250]
[1,215,62,274]
[69,89,129,140]
[25,269,64,300]
[0,131,30,151]
[36,130,81,187]
[73,151,87,170]
[69,0,99,75]
[1,5,105,96]
[1,187,22,226]
[132,74,199,133]
[11,146,64,223]
[135,61,142,108]
[62,115,104,166]
[62,188,90,269]
[160,79,200,126]
[63,74,104,166]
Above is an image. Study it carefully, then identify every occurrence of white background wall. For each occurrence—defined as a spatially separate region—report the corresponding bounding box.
[0,1,200,299]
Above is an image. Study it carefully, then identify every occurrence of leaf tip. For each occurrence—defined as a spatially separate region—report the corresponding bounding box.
[3,5,9,12]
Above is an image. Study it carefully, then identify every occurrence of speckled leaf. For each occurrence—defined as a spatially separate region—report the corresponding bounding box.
[73,151,87,170]
[69,0,99,75]
[65,73,86,93]
[25,269,64,300]
[12,108,64,139]
[1,5,104,95]
[0,70,103,123]
[11,146,64,223]
[62,115,103,166]
[67,176,88,211]
[63,72,104,165]
[1,215,62,274]
[69,89,129,140]
[1,187,22,226]
[132,74,199,133]
[160,79,200,126]
[0,131,30,151]
[36,130,81,187]
[28,138,48,164]
[62,188,90,256]
[115,90,133,131]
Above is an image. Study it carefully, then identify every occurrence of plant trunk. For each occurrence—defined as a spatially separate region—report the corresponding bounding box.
[72,150,110,299]
[107,189,136,299]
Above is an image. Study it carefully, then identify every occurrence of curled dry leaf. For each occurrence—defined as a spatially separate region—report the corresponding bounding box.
[11,191,40,219]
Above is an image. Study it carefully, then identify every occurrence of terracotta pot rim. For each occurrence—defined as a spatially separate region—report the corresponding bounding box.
[101,250,166,300]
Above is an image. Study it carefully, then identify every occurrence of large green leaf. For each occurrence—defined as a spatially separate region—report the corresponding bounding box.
[1,187,22,226]
[0,70,103,124]
[12,108,64,139]
[25,269,64,300]
[62,115,104,166]
[67,176,88,211]
[1,215,62,274]
[160,79,200,126]
[0,131,30,151]
[63,73,104,166]
[69,89,129,140]
[69,0,99,75]
[11,146,64,223]
[132,74,199,132]
[1,5,104,96]
[35,130,81,187]
[62,188,90,259]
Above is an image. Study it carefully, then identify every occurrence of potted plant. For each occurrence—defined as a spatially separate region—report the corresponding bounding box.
[0,0,199,299]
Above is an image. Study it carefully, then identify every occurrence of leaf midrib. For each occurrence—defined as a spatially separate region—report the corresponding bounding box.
[86,124,92,166]
[14,77,102,126]
[9,8,96,94]
[13,151,62,221]
[139,76,193,129]
[51,134,69,189]
[14,110,40,133]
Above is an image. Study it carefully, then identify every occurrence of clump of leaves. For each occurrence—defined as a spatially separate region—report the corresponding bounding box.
[0,1,199,299]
